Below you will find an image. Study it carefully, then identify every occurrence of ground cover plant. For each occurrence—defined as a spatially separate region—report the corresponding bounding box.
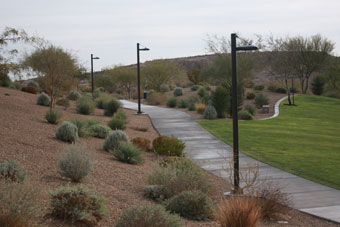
[0,160,27,182]
[111,142,144,164]
[199,95,340,189]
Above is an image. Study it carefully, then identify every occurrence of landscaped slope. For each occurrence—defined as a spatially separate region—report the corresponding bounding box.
[199,95,340,189]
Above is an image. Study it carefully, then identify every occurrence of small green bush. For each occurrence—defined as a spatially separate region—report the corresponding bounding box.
[147,158,211,200]
[45,109,62,124]
[108,117,126,130]
[27,81,39,90]
[87,124,111,138]
[56,98,70,109]
[167,98,177,108]
[111,142,143,164]
[212,86,230,118]
[70,118,88,137]
[254,84,265,90]
[191,85,200,91]
[68,90,81,100]
[177,99,188,108]
[160,83,171,92]
[254,93,269,108]
[95,96,110,109]
[104,98,121,116]
[164,190,214,221]
[238,110,253,120]
[186,95,200,106]
[0,74,11,87]
[197,88,207,98]
[56,121,78,143]
[246,92,256,100]
[93,90,101,99]
[204,103,217,120]
[86,118,100,127]
[76,96,95,115]
[312,76,325,95]
[50,185,107,225]
[0,160,27,183]
[244,104,256,116]
[188,103,195,111]
[153,136,185,157]
[114,110,127,122]
[0,181,41,227]
[103,130,129,152]
[275,87,287,93]
[37,92,50,106]
[173,87,183,97]
[58,144,93,182]
[116,205,184,227]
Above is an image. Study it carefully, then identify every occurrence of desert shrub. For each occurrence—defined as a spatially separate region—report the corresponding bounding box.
[201,94,211,105]
[68,90,81,100]
[188,103,195,111]
[167,97,177,108]
[0,74,11,87]
[37,92,50,106]
[267,83,278,92]
[108,117,126,130]
[246,92,256,100]
[56,98,70,109]
[144,185,170,201]
[116,205,183,227]
[160,83,171,92]
[153,136,185,157]
[238,110,253,120]
[45,109,62,124]
[254,84,264,90]
[195,103,206,114]
[56,121,78,143]
[253,184,291,220]
[0,181,41,227]
[204,85,211,91]
[244,104,256,116]
[111,142,143,164]
[254,93,269,108]
[81,86,92,93]
[191,85,200,91]
[312,76,325,95]
[147,158,211,200]
[27,81,39,90]
[76,96,95,115]
[22,86,38,94]
[212,86,230,118]
[103,130,129,152]
[173,87,183,97]
[0,160,27,183]
[95,96,110,109]
[114,110,127,122]
[9,83,21,90]
[275,87,287,93]
[86,118,100,127]
[177,99,188,108]
[98,87,105,92]
[215,197,262,227]
[186,94,200,105]
[197,87,207,98]
[104,98,121,116]
[204,102,217,120]
[93,90,101,99]
[50,185,107,225]
[58,144,93,182]
[147,92,167,105]
[164,190,214,220]
[71,118,88,137]
[244,79,255,88]
[87,124,111,138]
[131,137,151,151]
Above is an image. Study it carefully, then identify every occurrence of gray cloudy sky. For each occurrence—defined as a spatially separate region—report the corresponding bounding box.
[2,0,340,71]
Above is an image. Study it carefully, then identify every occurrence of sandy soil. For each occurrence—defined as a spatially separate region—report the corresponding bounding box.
[0,86,338,227]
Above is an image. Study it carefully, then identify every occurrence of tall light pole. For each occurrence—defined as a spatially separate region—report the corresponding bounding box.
[231,33,258,194]
[137,43,149,114]
[91,54,100,98]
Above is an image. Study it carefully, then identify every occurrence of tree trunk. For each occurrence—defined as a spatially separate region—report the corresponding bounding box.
[285,77,292,105]
[304,76,310,94]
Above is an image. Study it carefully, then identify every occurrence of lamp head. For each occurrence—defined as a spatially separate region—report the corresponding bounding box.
[139,47,149,51]
[236,45,258,51]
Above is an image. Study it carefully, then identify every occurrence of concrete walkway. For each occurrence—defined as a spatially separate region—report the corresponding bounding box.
[121,100,340,223]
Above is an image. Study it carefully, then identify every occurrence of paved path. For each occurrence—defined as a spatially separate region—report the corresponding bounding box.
[121,100,340,223]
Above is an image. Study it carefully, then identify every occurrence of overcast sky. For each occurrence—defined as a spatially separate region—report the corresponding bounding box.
[2,0,340,71]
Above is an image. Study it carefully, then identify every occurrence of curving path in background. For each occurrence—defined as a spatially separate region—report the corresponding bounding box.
[121,99,340,223]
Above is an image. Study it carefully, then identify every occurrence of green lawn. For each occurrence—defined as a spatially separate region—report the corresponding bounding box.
[198,95,340,189]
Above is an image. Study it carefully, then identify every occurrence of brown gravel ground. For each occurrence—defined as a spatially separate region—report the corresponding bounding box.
[1,86,339,227]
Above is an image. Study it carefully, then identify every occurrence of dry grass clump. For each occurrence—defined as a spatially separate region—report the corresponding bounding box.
[147,92,167,105]
[131,137,151,151]
[195,103,206,114]
[215,197,262,227]
[0,181,41,227]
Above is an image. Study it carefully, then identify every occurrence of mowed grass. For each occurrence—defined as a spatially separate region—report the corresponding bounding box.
[198,95,340,189]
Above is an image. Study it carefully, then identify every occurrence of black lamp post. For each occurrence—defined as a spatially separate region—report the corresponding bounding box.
[137,43,149,114]
[91,54,100,98]
[231,33,258,194]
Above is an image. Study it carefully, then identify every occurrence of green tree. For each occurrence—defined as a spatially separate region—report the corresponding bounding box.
[324,57,340,95]
[23,45,77,109]
[212,86,230,118]
[311,76,325,95]
[285,34,334,94]
[187,69,203,84]
[110,66,136,99]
